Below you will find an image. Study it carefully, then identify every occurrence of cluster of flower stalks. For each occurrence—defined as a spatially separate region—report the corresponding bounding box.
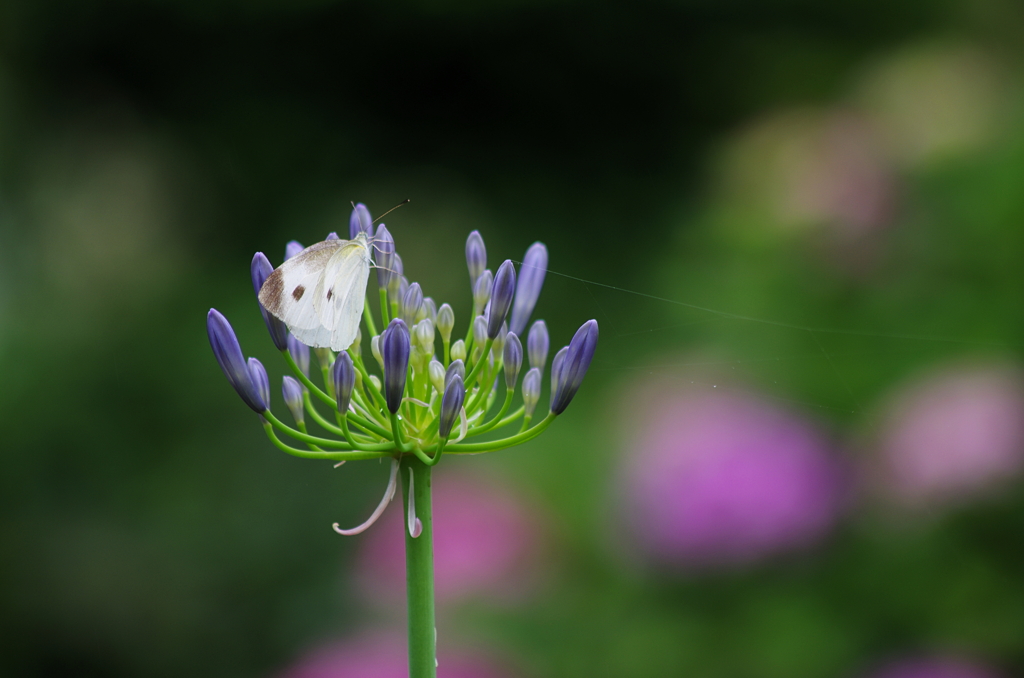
[206,205,598,533]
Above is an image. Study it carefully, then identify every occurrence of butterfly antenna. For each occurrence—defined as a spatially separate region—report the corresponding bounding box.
[373,199,410,225]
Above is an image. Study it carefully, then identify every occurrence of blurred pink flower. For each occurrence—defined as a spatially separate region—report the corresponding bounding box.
[355,470,545,606]
[277,631,513,678]
[864,656,1005,678]
[874,361,1024,508]
[618,387,845,567]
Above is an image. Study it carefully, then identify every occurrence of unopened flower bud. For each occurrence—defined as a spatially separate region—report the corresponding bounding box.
[473,269,493,314]
[420,297,437,323]
[445,359,466,389]
[466,230,487,286]
[551,346,568,396]
[522,367,542,418]
[386,254,404,299]
[369,374,381,391]
[527,320,549,370]
[509,242,548,336]
[472,316,488,347]
[314,347,334,370]
[326,232,340,241]
[401,282,424,325]
[451,339,467,363]
[285,240,304,261]
[436,304,455,344]
[282,376,304,424]
[428,359,445,394]
[382,318,410,414]
[288,334,310,378]
[503,332,523,389]
[248,357,271,412]
[487,260,516,339]
[207,309,267,413]
[349,202,373,240]
[414,318,435,352]
[370,335,384,371]
[374,224,395,288]
[439,375,466,439]
[332,351,356,414]
[550,319,598,415]
[251,252,289,350]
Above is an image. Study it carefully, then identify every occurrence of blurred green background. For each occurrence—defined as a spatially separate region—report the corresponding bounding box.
[2,0,1024,676]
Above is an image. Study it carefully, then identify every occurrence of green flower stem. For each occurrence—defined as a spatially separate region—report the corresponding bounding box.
[265,411,395,451]
[362,297,378,337]
[338,415,387,452]
[518,413,533,433]
[464,389,513,437]
[284,351,336,408]
[262,422,387,461]
[390,412,412,452]
[464,338,493,388]
[301,390,392,441]
[379,287,391,325]
[353,354,390,415]
[442,338,451,367]
[442,412,555,453]
[494,405,525,429]
[295,421,323,450]
[401,456,437,678]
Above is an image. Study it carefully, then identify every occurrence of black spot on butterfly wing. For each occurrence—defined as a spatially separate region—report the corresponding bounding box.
[327,287,334,301]
[292,285,306,300]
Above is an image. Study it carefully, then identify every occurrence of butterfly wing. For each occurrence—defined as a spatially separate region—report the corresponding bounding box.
[314,239,371,351]
[259,240,344,331]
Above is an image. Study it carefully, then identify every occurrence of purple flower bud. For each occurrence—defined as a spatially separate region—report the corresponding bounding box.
[247,357,270,412]
[401,282,423,325]
[550,346,568,397]
[250,252,289,351]
[332,351,356,414]
[373,224,395,288]
[436,303,455,344]
[522,367,542,418]
[284,240,304,261]
[503,333,522,389]
[550,320,598,414]
[326,232,340,241]
[466,230,487,286]
[509,242,548,336]
[445,359,466,389]
[207,309,267,413]
[472,269,493,313]
[472,315,488,347]
[487,260,516,339]
[397,276,410,308]
[492,322,508,356]
[287,334,310,377]
[349,202,373,240]
[282,376,304,424]
[439,375,465,439]
[527,320,549,370]
[381,318,410,414]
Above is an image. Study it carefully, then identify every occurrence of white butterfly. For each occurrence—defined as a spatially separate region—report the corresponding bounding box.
[259,232,372,351]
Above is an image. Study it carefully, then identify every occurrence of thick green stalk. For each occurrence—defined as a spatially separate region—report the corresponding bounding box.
[401,456,436,678]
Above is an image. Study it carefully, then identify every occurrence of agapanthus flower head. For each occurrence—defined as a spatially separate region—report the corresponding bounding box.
[439,375,465,439]
[618,381,845,567]
[872,360,1024,509]
[510,242,548,336]
[401,282,423,325]
[550,319,598,414]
